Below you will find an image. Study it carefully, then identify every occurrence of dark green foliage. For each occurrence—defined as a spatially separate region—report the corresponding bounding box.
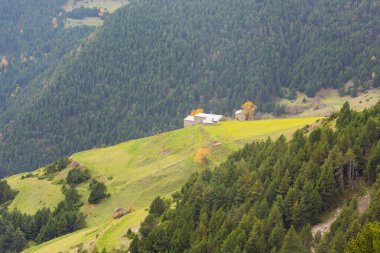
[336,102,352,129]
[66,167,91,185]
[0,223,27,253]
[1,0,380,177]
[365,140,380,183]
[62,186,83,209]
[66,6,100,19]
[279,226,307,253]
[45,157,71,175]
[88,179,109,204]
[345,222,380,253]
[133,102,380,252]
[0,180,15,205]
[0,184,85,252]
[0,0,91,178]
[149,197,166,217]
[316,177,380,253]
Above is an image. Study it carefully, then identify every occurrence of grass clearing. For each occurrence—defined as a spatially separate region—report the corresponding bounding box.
[65,17,104,27]
[8,118,321,252]
[279,88,380,117]
[63,0,128,13]
[23,227,99,253]
[6,172,63,214]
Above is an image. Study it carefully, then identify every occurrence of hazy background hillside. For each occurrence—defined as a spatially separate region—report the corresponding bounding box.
[0,0,91,118]
[1,0,380,176]
[0,0,92,177]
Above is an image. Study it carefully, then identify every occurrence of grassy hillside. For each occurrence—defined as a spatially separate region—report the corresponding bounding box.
[131,102,380,253]
[63,0,127,13]
[2,0,379,177]
[63,0,127,27]
[6,118,320,252]
[278,88,380,118]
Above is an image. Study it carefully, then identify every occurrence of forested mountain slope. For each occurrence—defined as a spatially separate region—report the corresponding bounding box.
[0,0,91,116]
[0,0,92,177]
[1,0,380,176]
[2,117,319,252]
[132,102,380,253]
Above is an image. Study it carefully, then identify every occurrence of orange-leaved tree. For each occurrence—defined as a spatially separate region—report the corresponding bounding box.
[241,100,257,120]
[190,108,204,116]
[99,7,107,17]
[1,56,8,68]
[194,148,210,164]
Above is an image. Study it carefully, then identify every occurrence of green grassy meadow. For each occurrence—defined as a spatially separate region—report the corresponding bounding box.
[278,88,380,117]
[63,0,127,13]
[63,0,128,27]
[65,17,104,28]
[6,118,321,252]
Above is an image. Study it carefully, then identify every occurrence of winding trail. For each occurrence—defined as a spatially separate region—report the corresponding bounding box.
[311,194,371,252]
[312,207,342,237]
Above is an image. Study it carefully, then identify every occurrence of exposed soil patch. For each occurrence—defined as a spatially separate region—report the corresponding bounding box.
[312,207,342,237]
[160,149,172,156]
[311,194,371,252]
[358,194,371,215]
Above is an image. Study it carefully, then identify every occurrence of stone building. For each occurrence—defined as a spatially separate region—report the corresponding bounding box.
[235,110,246,120]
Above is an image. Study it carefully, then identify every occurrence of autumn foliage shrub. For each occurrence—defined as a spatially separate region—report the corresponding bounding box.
[190,108,204,116]
[194,148,210,163]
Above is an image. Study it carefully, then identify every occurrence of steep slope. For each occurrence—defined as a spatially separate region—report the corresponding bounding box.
[0,0,91,118]
[5,117,320,252]
[0,0,379,175]
[132,102,380,253]
[0,0,92,177]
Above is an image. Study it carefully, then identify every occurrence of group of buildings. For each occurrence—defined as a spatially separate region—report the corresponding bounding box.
[183,109,247,127]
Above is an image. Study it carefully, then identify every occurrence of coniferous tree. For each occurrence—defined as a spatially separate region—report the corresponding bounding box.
[88,179,109,204]
[279,226,306,253]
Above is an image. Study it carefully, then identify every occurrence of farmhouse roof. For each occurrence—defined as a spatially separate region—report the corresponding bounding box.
[196,113,223,123]
[184,115,195,121]
[194,113,208,118]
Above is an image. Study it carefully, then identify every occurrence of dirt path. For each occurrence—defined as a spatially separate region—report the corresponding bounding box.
[312,207,342,237]
[312,194,371,237]
[358,194,371,215]
[311,194,371,252]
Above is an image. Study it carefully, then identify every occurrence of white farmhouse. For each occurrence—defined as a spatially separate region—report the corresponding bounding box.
[184,113,223,127]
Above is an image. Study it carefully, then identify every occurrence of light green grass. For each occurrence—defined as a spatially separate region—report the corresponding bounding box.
[279,88,380,117]
[63,0,128,13]
[23,227,99,253]
[8,118,320,252]
[96,209,148,251]
[205,118,321,145]
[65,17,104,28]
[6,172,64,214]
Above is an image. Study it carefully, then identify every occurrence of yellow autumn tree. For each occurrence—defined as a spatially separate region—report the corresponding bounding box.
[98,7,107,17]
[190,108,204,116]
[241,100,257,120]
[1,56,8,68]
[194,148,210,164]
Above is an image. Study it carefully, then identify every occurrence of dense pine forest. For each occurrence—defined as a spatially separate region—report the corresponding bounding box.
[0,0,92,177]
[0,0,91,115]
[0,0,379,176]
[131,102,380,252]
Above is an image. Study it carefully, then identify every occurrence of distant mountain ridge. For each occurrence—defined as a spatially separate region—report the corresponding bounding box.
[1,0,380,176]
